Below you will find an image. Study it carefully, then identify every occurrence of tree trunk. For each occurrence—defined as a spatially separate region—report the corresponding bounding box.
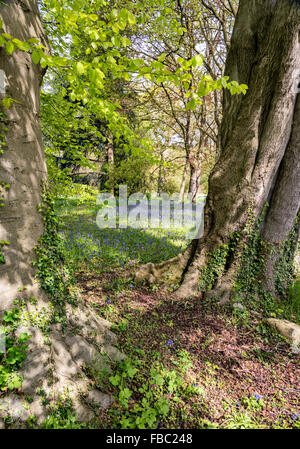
[157,152,165,196]
[178,157,189,201]
[260,94,300,293]
[136,0,300,302]
[188,163,201,203]
[0,0,48,311]
[0,0,121,426]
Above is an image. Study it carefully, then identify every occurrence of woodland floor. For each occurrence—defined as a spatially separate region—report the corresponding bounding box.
[56,200,300,429]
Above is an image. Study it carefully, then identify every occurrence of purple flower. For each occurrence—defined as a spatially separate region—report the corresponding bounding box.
[292,414,299,421]
[253,394,261,400]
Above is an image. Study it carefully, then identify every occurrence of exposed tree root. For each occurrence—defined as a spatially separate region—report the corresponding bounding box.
[0,296,125,428]
[135,242,195,286]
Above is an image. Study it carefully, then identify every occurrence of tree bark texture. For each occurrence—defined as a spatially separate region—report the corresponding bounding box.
[0,0,48,311]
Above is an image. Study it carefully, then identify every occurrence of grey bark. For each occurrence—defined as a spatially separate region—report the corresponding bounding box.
[261,95,300,292]
[0,0,48,311]
[0,1,122,426]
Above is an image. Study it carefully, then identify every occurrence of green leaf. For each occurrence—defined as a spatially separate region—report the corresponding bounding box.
[127,366,138,378]
[158,53,167,62]
[31,51,40,64]
[76,61,85,75]
[109,374,121,386]
[156,398,169,415]
[119,8,128,22]
[27,37,39,44]
[119,387,132,402]
[127,11,136,25]
[40,57,48,68]
[118,18,127,30]
[2,97,14,109]
[186,98,196,111]
[5,41,14,55]
[12,39,31,52]
[192,54,204,67]
[89,14,98,22]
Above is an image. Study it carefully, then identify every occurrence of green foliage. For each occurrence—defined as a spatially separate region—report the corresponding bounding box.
[288,278,300,318]
[274,218,299,297]
[198,244,230,291]
[0,1,247,196]
[0,307,31,391]
[105,357,187,429]
[229,207,299,323]
[0,239,10,264]
[234,207,266,299]
[40,396,86,429]
[34,185,77,310]
[55,196,190,271]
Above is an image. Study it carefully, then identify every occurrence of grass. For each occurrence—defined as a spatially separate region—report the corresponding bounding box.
[56,198,191,268]
[52,197,300,430]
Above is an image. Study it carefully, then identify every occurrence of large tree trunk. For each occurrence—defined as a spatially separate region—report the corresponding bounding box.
[260,94,300,293]
[0,0,121,427]
[136,0,300,301]
[0,0,48,311]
